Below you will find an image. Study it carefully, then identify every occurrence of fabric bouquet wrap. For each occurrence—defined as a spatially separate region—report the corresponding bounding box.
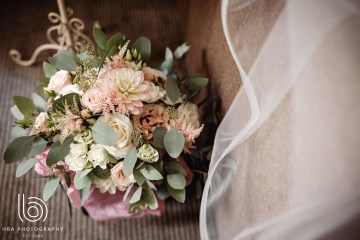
[3,27,213,220]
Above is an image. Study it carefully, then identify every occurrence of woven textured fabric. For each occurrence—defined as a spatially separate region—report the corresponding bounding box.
[0,1,201,239]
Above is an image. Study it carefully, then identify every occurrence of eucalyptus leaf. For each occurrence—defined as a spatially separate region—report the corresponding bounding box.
[152,127,166,148]
[123,147,138,177]
[80,179,91,203]
[160,48,173,75]
[93,27,107,50]
[174,43,190,59]
[140,165,163,180]
[13,96,35,116]
[123,183,134,202]
[165,76,180,103]
[106,33,123,51]
[92,121,117,146]
[32,93,47,112]
[167,184,186,203]
[163,128,185,158]
[133,168,145,186]
[144,179,157,190]
[74,171,91,190]
[3,136,34,163]
[42,62,57,77]
[10,126,27,140]
[157,184,170,200]
[10,105,24,120]
[16,158,40,177]
[132,36,151,62]
[52,93,81,112]
[167,173,186,190]
[46,136,74,166]
[48,50,79,72]
[142,188,158,210]
[43,176,60,201]
[129,187,142,204]
[92,166,110,179]
[185,76,209,92]
[165,161,187,175]
[28,137,47,156]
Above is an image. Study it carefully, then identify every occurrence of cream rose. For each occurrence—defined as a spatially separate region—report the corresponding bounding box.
[145,82,165,103]
[92,175,117,194]
[177,102,201,128]
[81,88,104,113]
[98,113,133,159]
[110,161,135,191]
[34,112,48,132]
[65,143,89,171]
[132,104,169,139]
[57,84,83,97]
[44,70,72,93]
[87,144,110,169]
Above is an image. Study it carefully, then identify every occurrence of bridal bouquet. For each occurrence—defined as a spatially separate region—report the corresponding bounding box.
[3,28,212,220]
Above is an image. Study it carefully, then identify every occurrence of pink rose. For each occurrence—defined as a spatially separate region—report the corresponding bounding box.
[81,88,104,113]
[110,161,135,191]
[44,70,72,93]
[34,112,48,132]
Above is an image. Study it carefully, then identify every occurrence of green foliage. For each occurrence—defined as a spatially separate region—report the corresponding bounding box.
[32,93,47,112]
[10,126,27,140]
[92,166,110,179]
[140,164,163,180]
[133,168,146,186]
[74,169,92,190]
[185,76,209,93]
[123,147,138,177]
[123,183,134,202]
[3,136,34,163]
[152,127,167,148]
[132,36,151,63]
[164,128,185,158]
[42,62,57,77]
[46,136,74,166]
[92,121,117,146]
[160,47,173,75]
[174,43,190,59]
[142,188,158,210]
[48,50,80,72]
[167,185,185,203]
[28,137,47,156]
[10,105,24,120]
[130,187,142,204]
[93,27,107,50]
[165,75,180,103]
[16,158,40,177]
[51,93,81,112]
[13,96,35,116]
[43,176,60,201]
[167,173,186,190]
[165,161,187,175]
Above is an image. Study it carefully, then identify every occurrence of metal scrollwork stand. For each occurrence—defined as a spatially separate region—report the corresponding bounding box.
[9,0,93,66]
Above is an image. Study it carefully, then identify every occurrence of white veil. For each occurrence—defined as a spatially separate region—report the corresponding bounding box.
[200,0,360,239]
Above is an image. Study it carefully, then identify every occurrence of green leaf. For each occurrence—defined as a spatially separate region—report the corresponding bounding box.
[16,158,40,177]
[51,93,81,112]
[129,187,142,204]
[28,137,48,156]
[157,184,170,200]
[13,96,35,116]
[32,93,47,112]
[165,161,187,175]
[80,179,91,203]
[174,43,190,59]
[167,173,186,190]
[92,166,110,179]
[92,121,117,146]
[152,127,167,148]
[123,147,137,177]
[142,188,158,210]
[185,76,209,92]
[163,128,185,158]
[167,184,186,203]
[10,105,24,120]
[140,165,163,180]
[43,176,60,201]
[165,75,180,103]
[123,183,134,202]
[93,27,107,50]
[46,136,74,166]
[10,126,27,140]
[160,47,173,75]
[133,168,145,186]
[132,36,151,62]
[48,50,79,72]
[64,171,71,187]
[42,62,57,77]
[144,179,157,190]
[74,170,91,190]
[4,136,34,163]
[106,33,123,51]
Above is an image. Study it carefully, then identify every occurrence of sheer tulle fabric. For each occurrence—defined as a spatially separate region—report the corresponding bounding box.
[200,0,360,239]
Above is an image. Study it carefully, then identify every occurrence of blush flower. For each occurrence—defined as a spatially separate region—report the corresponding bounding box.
[44,70,72,93]
[34,112,48,132]
[81,87,105,113]
[110,161,135,191]
[142,67,167,81]
[132,104,169,139]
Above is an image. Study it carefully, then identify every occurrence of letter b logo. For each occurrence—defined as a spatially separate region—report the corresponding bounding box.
[18,194,48,222]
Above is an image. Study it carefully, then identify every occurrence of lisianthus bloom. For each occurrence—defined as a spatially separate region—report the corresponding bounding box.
[44,70,72,93]
[98,113,134,159]
[99,68,150,114]
[65,143,90,171]
[132,104,169,139]
[34,112,48,132]
[87,144,111,169]
[111,161,135,191]
[92,175,117,194]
